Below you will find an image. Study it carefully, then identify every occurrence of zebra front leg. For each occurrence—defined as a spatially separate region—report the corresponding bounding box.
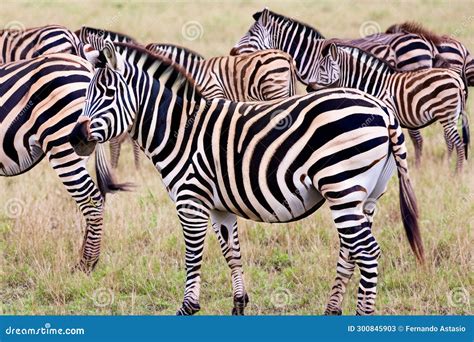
[48,150,104,273]
[210,211,249,315]
[408,129,423,167]
[175,197,210,315]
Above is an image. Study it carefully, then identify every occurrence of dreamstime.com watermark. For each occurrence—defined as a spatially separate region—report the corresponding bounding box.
[4,323,85,336]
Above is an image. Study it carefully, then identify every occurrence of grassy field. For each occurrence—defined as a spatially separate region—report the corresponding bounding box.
[0,0,473,315]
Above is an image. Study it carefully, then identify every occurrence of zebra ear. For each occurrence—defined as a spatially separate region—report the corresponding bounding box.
[329,43,338,60]
[103,41,117,70]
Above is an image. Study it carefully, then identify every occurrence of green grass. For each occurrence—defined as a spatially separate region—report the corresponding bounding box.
[0,0,473,315]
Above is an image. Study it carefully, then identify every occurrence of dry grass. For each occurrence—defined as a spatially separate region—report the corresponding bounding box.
[0,0,473,315]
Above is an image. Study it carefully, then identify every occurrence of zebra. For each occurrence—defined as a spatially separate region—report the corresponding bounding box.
[146,43,204,75]
[76,27,141,169]
[0,24,82,63]
[229,8,458,169]
[146,43,297,101]
[307,43,469,171]
[230,8,438,76]
[0,53,128,272]
[70,41,424,316]
[386,21,474,87]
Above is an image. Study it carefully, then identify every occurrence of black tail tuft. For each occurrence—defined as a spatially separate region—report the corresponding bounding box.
[95,144,134,200]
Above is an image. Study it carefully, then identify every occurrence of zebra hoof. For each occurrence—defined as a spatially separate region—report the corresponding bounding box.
[324,308,342,315]
[176,301,200,316]
[71,260,95,274]
[232,293,249,315]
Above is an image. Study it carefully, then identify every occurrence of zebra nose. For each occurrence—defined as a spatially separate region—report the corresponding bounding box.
[70,117,97,156]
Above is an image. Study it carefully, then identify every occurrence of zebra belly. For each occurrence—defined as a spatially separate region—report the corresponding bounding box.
[0,132,45,176]
[213,178,326,224]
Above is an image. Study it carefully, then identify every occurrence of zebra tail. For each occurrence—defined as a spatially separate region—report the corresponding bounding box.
[95,143,134,200]
[461,104,470,160]
[433,54,450,69]
[388,112,424,263]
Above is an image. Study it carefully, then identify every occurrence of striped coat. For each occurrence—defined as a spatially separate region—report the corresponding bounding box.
[0,24,81,63]
[386,22,474,86]
[147,43,297,101]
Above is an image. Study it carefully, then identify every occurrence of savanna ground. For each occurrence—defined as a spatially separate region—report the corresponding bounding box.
[0,0,473,315]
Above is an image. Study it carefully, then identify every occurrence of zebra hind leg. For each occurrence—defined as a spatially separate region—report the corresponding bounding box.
[210,211,249,315]
[444,130,454,159]
[408,129,423,167]
[442,123,465,172]
[109,137,121,169]
[326,200,381,315]
[132,139,141,169]
[324,244,355,315]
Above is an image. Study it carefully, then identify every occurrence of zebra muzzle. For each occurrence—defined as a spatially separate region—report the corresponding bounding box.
[70,117,97,157]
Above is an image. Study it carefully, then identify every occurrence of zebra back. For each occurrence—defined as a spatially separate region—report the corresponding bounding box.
[146,43,204,75]
[232,8,436,83]
[145,42,297,102]
[386,21,473,84]
[0,24,81,63]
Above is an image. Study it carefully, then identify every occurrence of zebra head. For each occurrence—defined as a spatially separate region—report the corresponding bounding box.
[307,43,341,92]
[71,40,138,157]
[230,8,274,55]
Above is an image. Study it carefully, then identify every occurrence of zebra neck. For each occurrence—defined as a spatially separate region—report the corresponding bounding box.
[269,21,325,84]
[132,77,206,180]
[338,49,393,96]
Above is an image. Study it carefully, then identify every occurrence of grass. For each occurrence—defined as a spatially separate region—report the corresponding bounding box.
[0,0,473,315]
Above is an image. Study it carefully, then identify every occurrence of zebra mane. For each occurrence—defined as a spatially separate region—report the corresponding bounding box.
[146,43,205,60]
[265,9,325,39]
[337,43,397,73]
[114,42,205,98]
[76,26,138,45]
[385,22,448,44]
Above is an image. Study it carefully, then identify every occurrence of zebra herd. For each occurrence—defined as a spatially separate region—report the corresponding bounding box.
[0,8,471,315]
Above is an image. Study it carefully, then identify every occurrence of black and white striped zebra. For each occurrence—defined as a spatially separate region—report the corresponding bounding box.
[386,22,474,87]
[77,27,141,169]
[0,24,81,63]
[146,43,297,101]
[307,43,469,171]
[0,53,127,272]
[230,8,437,77]
[70,41,424,315]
